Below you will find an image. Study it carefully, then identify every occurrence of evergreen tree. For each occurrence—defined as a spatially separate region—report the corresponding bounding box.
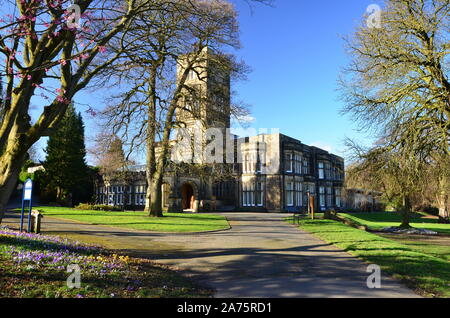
[43,104,89,205]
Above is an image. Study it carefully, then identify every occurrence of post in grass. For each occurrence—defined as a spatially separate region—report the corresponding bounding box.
[20,178,33,232]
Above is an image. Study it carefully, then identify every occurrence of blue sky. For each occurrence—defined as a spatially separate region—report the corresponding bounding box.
[31,0,379,164]
[228,0,378,158]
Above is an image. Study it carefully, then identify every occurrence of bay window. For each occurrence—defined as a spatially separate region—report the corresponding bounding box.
[318,162,325,179]
[286,182,294,206]
[319,187,326,207]
[295,182,303,207]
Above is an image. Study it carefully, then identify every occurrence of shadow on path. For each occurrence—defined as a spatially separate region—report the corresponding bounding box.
[1,211,420,298]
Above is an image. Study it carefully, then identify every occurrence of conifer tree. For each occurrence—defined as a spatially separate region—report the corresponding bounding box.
[43,104,89,205]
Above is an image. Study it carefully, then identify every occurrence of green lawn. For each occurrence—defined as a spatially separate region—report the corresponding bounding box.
[378,234,450,262]
[289,217,450,297]
[35,207,230,233]
[340,212,450,234]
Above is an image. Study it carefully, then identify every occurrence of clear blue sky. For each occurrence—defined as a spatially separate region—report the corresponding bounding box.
[228,0,378,159]
[32,0,379,164]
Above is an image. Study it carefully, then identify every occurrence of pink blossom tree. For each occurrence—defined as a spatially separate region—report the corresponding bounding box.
[0,0,151,222]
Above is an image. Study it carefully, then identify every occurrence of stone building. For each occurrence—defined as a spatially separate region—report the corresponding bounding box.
[95,49,345,213]
[343,188,384,212]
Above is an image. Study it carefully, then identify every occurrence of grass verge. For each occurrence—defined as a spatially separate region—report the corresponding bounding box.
[34,206,230,233]
[340,212,450,234]
[378,233,450,262]
[0,227,211,298]
[289,217,450,298]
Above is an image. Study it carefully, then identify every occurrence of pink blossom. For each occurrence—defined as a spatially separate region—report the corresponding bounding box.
[56,95,70,104]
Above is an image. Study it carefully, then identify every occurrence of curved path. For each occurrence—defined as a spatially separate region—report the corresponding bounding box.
[2,212,419,298]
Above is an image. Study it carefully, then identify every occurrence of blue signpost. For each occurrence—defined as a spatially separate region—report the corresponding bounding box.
[20,178,33,232]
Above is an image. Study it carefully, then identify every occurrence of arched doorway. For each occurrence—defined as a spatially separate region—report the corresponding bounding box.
[181,183,195,211]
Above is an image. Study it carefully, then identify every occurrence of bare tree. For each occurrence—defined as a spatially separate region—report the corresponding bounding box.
[91,133,128,173]
[27,143,41,163]
[345,139,424,228]
[99,0,247,217]
[340,0,450,221]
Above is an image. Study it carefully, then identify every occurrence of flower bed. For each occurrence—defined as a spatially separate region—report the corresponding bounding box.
[0,227,211,298]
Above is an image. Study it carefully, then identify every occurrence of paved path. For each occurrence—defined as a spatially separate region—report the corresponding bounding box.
[2,211,419,298]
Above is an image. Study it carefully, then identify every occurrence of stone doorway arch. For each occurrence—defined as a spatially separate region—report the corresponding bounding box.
[181,182,198,211]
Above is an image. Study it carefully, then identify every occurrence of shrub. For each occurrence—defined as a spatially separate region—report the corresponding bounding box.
[421,206,439,216]
[75,203,122,212]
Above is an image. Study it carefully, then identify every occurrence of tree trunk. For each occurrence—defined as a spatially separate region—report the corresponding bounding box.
[399,195,412,229]
[144,69,158,216]
[56,187,63,204]
[437,175,449,223]
[0,139,28,224]
[143,56,198,217]
[148,171,164,218]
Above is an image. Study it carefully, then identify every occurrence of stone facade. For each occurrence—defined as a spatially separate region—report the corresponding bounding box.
[95,49,345,213]
[232,133,345,213]
[95,133,345,213]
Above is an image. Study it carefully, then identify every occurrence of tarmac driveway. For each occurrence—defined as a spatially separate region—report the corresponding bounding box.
[1,211,419,298]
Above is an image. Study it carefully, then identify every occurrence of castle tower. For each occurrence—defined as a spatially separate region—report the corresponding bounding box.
[176,47,231,132]
[173,48,232,164]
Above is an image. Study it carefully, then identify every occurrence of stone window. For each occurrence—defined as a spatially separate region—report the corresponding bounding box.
[242,182,255,207]
[302,158,309,175]
[335,165,344,181]
[318,162,325,179]
[285,153,293,173]
[325,162,332,180]
[255,154,262,174]
[243,154,251,173]
[286,182,294,207]
[187,69,196,81]
[296,182,303,207]
[294,152,302,174]
[135,185,146,206]
[326,187,333,207]
[185,96,200,114]
[319,186,326,207]
[256,182,264,207]
[108,193,114,206]
[335,188,342,208]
